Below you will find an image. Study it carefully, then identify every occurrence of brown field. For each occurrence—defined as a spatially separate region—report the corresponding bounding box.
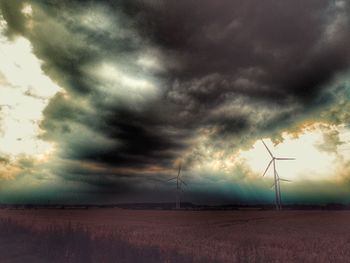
[0,209,349,263]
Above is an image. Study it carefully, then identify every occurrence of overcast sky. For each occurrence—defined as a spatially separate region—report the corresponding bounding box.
[0,0,349,205]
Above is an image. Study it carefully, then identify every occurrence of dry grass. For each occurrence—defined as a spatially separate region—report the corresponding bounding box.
[0,209,349,262]
[0,218,208,263]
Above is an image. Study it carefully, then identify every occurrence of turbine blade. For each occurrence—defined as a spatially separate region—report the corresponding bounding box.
[262,159,273,176]
[275,158,295,160]
[261,139,274,158]
[177,163,182,178]
[180,179,187,186]
[270,183,275,189]
[279,178,292,182]
[167,177,177,181]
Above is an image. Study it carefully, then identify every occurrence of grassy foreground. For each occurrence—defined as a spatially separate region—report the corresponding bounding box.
[0,209,350,262]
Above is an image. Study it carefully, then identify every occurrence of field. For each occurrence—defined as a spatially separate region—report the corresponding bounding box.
[0,209,349,263]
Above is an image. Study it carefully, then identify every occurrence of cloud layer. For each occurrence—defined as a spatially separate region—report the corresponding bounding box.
[0,0,350,203]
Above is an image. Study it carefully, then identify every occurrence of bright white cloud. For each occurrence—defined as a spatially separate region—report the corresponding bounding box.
[85,62,160,104]
[240,123,350,181]
[0,15,60,162]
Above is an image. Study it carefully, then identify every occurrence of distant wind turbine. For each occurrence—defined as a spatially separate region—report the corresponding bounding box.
[167,162,187,209]
[261,140,294,210]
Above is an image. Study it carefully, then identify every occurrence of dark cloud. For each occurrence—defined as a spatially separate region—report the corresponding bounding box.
[1,0,350,203]
[0,0,27,37]
[0,156,9,164]
[129,0,349,101]
[315,125,344,153]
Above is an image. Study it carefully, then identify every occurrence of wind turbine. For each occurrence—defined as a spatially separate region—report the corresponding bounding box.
[270,171,292,210]
[261,140,294,210]
[167,162,187,209]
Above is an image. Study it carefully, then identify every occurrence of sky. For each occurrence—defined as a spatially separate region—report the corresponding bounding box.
[0,0,349,205]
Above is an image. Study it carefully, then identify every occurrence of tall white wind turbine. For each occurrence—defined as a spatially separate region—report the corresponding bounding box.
[261,140,294,210]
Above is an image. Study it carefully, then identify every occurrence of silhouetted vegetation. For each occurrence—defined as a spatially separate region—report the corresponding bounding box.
[2,202,350,210]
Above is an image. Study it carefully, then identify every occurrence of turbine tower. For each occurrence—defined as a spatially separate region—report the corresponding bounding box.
[261,140,294,210]
[167,163,187,209]
[270,171,292,210]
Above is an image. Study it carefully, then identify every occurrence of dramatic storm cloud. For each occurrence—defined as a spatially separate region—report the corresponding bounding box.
[0,0,350,204]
